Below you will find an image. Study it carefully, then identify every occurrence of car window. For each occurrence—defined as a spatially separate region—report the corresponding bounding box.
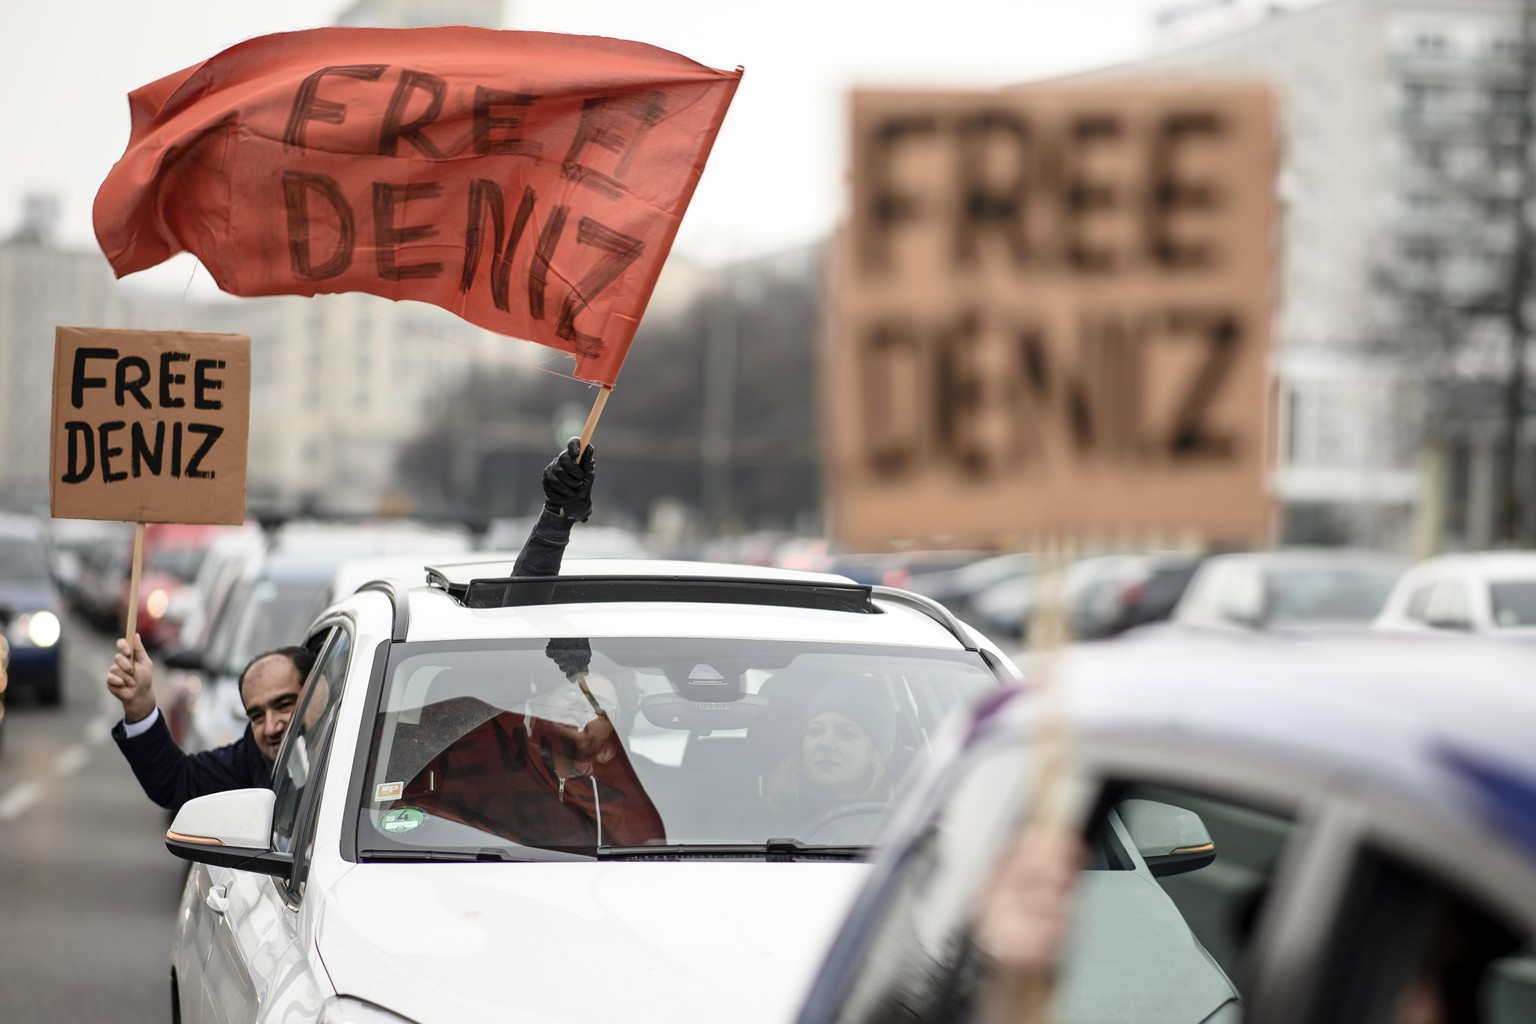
[357,638,999,857]
[1489,581,1536,628]
[0,538,49,583]
[271,628,353,891]
[1265,566,1401,622]
[146,544,206,583]
[1428,580,1472,628]
[1311,844,1531,1024]
[824,767,1296,1024]
[206,576,329,676]
[1404,581,1438,623]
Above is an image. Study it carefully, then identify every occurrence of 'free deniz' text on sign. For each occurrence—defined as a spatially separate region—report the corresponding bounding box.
[829,84,1279,546]
[50,327,251,525]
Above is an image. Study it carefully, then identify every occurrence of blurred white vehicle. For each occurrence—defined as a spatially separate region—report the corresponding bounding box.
[1373,551,1536,636]
[1167,548,1407,637]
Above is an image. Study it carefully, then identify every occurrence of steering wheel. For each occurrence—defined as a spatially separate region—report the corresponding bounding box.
[799,800,892,844]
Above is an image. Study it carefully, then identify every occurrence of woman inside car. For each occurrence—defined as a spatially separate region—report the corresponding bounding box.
[762,675,897,838]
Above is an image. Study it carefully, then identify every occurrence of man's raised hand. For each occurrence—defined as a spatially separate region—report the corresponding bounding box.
[106,633,157,724]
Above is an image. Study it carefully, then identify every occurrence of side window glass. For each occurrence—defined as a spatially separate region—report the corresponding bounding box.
[833,744,1033,1023]
[1430,582,1472,628]
[973,781,1295,1024]
[270,628,352,871]
[1313,846,1530,1024]
[1405,582,1438,622]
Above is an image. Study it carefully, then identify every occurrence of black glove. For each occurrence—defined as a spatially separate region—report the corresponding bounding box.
[546,637,593,680]
[543,437,595,522]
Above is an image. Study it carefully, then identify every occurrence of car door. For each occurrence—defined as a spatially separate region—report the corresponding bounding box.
[202,624,354,1024]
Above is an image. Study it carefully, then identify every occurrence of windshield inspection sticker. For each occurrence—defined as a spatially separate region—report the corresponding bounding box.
[381,808,426,834]
[374,781,404,802]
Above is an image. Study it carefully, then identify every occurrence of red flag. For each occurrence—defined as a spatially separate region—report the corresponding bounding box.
[94,27,742,386]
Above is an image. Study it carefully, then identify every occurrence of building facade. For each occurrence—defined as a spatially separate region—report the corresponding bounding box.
[1072,0,1532,552]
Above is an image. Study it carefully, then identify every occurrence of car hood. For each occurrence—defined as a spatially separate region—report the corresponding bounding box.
[1056,871,1239,1021]
[318,861,866,1024]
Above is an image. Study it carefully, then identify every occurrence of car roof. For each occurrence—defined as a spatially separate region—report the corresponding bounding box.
[1414,551,1536,578]
[425,556,858,587]
[341,558,979,650]
[1200,547,1408,569]
[1001,633,1536,850]
[252,550,365,583]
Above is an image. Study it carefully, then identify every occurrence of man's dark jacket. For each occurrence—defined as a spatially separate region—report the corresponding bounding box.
[112,509,574,812]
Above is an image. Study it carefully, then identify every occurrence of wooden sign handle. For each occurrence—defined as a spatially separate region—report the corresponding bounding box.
[124,522,145,649]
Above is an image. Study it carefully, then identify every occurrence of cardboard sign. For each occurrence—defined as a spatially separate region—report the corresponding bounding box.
[50,327,251,525]
[830,84,1279,547]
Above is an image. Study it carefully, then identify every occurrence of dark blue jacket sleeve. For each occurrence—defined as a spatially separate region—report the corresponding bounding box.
[512,506,574,577]
[112,713,272,813]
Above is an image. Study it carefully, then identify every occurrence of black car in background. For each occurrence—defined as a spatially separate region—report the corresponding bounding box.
[0,515,66,706]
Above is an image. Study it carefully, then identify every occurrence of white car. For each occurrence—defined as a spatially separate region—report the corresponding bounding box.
[1373,551,1536,636]
[163,558,1013,1024]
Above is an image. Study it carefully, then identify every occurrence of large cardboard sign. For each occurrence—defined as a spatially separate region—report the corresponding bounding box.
[50,327,251,524]
[830,84,1278,547]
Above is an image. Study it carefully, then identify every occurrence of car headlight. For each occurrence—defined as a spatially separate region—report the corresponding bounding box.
[145,589,170,620]
[11,611,61,648]
[320,996,421,1024]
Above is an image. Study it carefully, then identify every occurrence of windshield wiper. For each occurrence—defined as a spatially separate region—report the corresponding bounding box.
[595,839,865,862]
[359,845,594,864]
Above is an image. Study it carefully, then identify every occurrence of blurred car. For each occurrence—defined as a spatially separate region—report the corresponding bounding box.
[1164,548,1408,637]
[160,524,264,650]
[1100,551,1209,636]
[0,634,8,749]
[1374,551,1536,637]
[695,529,801,566]
[44,517,129,612]
[825,549,988,591]
[70,528,132,631]
[482,516,652,559]
[797,636,1536,1023]
[155,528,266,747]
[124,522,233,650]
[0,515,66,705]
[967,553,1154,645]
[164,552,353,755]
[905,551,1035,624]
[162,557,1016,1024]
[164,523,477,754]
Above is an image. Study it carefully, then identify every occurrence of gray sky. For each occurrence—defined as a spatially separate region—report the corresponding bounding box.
[4,0,1184,284]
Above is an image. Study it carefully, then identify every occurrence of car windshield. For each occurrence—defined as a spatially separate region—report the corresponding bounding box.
[206,578,327,676]
[358,638,998,857]
[1490,581,1536,628]
[1264,566,1401,622]
[0,538,49,583]
[147,545,206,583]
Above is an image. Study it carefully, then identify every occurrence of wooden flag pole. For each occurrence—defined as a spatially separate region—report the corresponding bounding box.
[558,387,612,520]
[124,522,146,649]
[980,535,1075,1024]
[577,386,611,456]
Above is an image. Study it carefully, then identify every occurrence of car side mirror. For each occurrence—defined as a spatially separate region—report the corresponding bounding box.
[1118,798,1217,877]
[165,789,292,878]
[162,647,206,672]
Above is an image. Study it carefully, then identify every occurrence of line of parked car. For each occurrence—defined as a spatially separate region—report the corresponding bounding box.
[3,509,1535,1021]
